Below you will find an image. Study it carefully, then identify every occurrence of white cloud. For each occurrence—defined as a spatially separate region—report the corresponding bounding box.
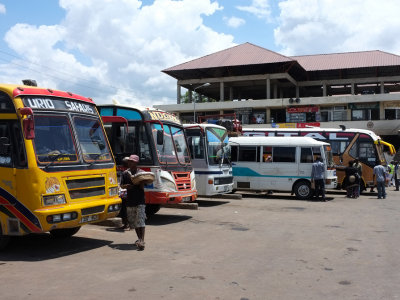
[274,0,400,56]
[236,0,272,21]
[0,3,5,14]
[224,16,246,28]
[2,0,235,105]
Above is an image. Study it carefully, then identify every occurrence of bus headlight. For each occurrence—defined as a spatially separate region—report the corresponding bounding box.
[43,194,66,206]
[161,178,176,191]
[109,186,118,197]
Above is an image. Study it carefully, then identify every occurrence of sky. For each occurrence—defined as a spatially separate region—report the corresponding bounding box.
[0,0,400,106]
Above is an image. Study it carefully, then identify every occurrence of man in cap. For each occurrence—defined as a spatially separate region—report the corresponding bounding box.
[120,154,146,250]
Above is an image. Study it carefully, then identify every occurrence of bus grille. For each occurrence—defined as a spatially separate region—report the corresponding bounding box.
[215,176,233,185]
[66,177,106,200]
[172,172,192,191]
[81,205,105,216]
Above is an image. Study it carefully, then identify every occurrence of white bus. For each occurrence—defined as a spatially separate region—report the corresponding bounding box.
[184,124,233,196]
[229,136,337,199]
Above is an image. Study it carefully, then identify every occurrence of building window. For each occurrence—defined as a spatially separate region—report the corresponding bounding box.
[351,108,379,121]
[250,110,265,124]
[270,109,286,123]
[320,106,347,122]
[385,108,400,120]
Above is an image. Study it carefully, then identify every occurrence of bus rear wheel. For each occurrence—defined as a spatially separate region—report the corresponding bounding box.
[0,225,10,250]
[50,226,81,238]
[294,181,312,200]
[145,204,161,217]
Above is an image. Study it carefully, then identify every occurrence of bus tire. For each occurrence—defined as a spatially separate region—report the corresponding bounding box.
[0,225,10,250]
[50,226,81,238]
[145,204,161,217]
[294,181,312,200]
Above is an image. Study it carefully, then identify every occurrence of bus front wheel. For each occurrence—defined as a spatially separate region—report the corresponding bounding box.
[146,204,161,217]
[294,181,312,200]
[50,226,81,238]
[0,225,10,250]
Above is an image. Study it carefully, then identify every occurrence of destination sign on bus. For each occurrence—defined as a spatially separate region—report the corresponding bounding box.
[23,97,96,114]
[148,111,180,124]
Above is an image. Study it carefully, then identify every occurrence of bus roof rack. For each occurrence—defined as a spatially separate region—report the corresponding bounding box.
[22,79,37,87]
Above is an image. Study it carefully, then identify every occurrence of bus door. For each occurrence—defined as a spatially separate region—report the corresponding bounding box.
[0,121,16,197]
[298,146,314,179]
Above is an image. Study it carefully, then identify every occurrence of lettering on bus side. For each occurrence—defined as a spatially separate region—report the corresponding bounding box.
[266,132,348,140]
[24,97,95,114]
[148,111,180,124]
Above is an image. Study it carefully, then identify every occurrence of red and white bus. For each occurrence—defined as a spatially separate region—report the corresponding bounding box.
[242,127,396,191]
[98,104,197,215]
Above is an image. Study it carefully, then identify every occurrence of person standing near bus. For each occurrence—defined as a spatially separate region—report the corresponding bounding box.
[373,161,387,199]
[353,158,363,195]
[311,156,326,201]
[120,154,146,250]
[387,161,395,186]
[394,161,400,191]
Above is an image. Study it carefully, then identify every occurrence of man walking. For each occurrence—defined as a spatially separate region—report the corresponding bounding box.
[394,161,400,191]
[311,156,326,201]
[373,161,387,199]
[120,154,146,250]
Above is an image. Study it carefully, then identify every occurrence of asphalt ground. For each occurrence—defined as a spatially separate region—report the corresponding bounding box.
[1,188,400,300]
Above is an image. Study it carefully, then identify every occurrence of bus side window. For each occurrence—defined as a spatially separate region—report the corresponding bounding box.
[263,146,272,162]
[273,146,296,163]
[238,146,257,162]
[0,123,12,167]
[300,147,313,163]
[12,122,27,168]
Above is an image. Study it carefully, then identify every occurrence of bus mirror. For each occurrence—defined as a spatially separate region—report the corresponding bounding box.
[23,117,35,139]
[157,130,164,145]
[0,137,10,155]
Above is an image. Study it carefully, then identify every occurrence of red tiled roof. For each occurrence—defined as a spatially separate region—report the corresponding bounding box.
[163,42,294,71]
[291,50,400,71]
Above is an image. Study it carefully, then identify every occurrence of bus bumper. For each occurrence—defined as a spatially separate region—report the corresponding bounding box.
[145,190,197,204]
[33,197,122,233]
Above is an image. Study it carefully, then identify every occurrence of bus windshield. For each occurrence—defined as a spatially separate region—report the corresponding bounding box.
[206,128,229,166]
[33,114,112,165]
[152,124,190,165]
[34,115,78,163]
[324,145,335,168]
[73,116,112,163]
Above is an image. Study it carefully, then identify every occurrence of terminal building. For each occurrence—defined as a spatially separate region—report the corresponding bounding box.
[155,42,400,149]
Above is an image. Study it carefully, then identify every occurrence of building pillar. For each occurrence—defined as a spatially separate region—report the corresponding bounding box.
[351,83,355,95]
[273,84,278,98]
[266,78,271,99]
[220,82,225,102]
[189,90,193,103]
[230,86,234,101]
[379,101,385,120]
[322,83,327,97]
[296,86,299,98]
[266,108,270,124]
[177,84,181,104]
[380,81,385,94]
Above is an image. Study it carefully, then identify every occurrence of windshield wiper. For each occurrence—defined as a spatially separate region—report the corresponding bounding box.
[87,153,104,166]
[44,153,69,170]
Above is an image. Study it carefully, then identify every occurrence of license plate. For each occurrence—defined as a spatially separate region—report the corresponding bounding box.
[181,196,191,202]
[80,214,99,223]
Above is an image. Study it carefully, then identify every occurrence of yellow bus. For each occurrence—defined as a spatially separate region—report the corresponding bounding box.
[0,82,121,249]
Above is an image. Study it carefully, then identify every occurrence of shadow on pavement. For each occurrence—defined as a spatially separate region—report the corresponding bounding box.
[196,199,230,207]
[240,192,334,202]
[146,214,192,226]
[1,234,112,262]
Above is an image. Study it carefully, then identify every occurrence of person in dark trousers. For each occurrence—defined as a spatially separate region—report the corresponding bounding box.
[311,156,326,201]
[373,160,387,199]
[352,158,363,195]
[120,154,146,250]
[345,160,360,198]
[118,157,130,230]
[394,161,400,191]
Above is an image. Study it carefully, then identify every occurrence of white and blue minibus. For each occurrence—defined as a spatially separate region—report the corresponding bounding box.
[229,136,337,199]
